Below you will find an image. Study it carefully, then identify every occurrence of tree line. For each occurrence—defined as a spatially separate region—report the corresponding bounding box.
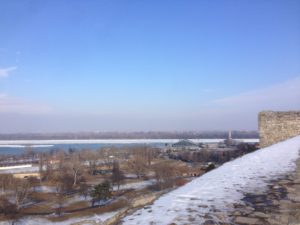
[0,130,259,140]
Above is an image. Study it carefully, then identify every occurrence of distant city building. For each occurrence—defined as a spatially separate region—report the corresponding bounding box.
[223,130,240,147]
[171,139,202,151]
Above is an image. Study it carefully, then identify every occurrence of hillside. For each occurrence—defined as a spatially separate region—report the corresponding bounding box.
[122,136,300,224]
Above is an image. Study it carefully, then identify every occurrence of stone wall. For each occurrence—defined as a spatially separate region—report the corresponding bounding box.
[259,111,300,147]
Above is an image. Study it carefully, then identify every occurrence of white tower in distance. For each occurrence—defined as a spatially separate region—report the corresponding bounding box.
[228,130,232,140]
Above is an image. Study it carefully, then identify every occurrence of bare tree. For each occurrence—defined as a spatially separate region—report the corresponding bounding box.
[53,171,73,194]
[153,161,178,190]
[11,179,31,211]
[66,152,84,187]
[0,174,14,193]
[98,148,113,169]
[52,171,73,215]
[81,150,97,174]
[111,161,125,191]
[144,147,159,166]
[56,150,67,172]
[28,176,40,192]
[54,193,65,216]
[127,155,147,178]
[79,177,89,199]
[43,153,55,181]
[38,152,45,175]
[126,146,151,178]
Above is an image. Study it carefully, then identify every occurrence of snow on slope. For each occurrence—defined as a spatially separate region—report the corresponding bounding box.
[123,136,300,225]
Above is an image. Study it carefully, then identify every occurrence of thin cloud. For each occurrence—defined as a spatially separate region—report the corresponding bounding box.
[182,77,300,130]
[0,66,17,78]
[212,77,300,111]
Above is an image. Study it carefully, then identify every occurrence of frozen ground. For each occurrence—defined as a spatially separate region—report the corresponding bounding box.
[122,136,300,225]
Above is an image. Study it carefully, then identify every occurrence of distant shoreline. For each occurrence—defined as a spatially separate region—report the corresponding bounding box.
[0,138,259,145]
[0,131,259,141]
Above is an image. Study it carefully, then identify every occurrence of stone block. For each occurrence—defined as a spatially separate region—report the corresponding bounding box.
[235,216,259,224]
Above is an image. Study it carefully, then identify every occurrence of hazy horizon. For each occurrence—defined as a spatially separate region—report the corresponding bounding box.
[1,1,299,132]
[0,130,259,135]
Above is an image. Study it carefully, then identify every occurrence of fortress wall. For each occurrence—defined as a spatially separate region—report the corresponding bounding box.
[259,111,300,147]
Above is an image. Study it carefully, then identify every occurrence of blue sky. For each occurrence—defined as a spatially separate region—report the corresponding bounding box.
[0,0,300,132]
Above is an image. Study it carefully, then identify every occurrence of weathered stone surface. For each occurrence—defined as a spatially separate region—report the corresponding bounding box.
[294,179,300,184]
[287,193,300,202]
[267,218,282,225]
[271,200,279,205]
[279,199,295,209]
[198,204,208,208]
[235,216,259,224]
[259,111,300,147]
[251,212,269,219]
[232,211,241,216]
[203,220,218,225]
[277,214,289,224]
[214,212,227,221]
[226,159,300,225]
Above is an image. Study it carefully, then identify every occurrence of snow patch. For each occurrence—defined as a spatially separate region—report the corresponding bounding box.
[112,179,156,191]
[34,186,57,193]
[0,166,39,174]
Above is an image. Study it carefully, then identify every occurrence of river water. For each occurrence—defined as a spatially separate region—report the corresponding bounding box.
[0,139,259,155]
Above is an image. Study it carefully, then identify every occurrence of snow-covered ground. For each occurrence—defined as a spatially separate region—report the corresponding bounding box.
[124,173,138,179]
[112,179,156,191]
[122,135,300,225]
[0,164,33,170]
[33,186,57,193]
[0,210,120,225]
[0,165,39,174]
[63,194,92,206]
[0,138,258,145]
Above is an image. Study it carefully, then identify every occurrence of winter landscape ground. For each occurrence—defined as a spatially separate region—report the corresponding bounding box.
[0,136,297,225]
[122,136,300,225]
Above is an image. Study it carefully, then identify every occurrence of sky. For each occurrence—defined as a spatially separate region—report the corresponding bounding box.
[0,0,299,133]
